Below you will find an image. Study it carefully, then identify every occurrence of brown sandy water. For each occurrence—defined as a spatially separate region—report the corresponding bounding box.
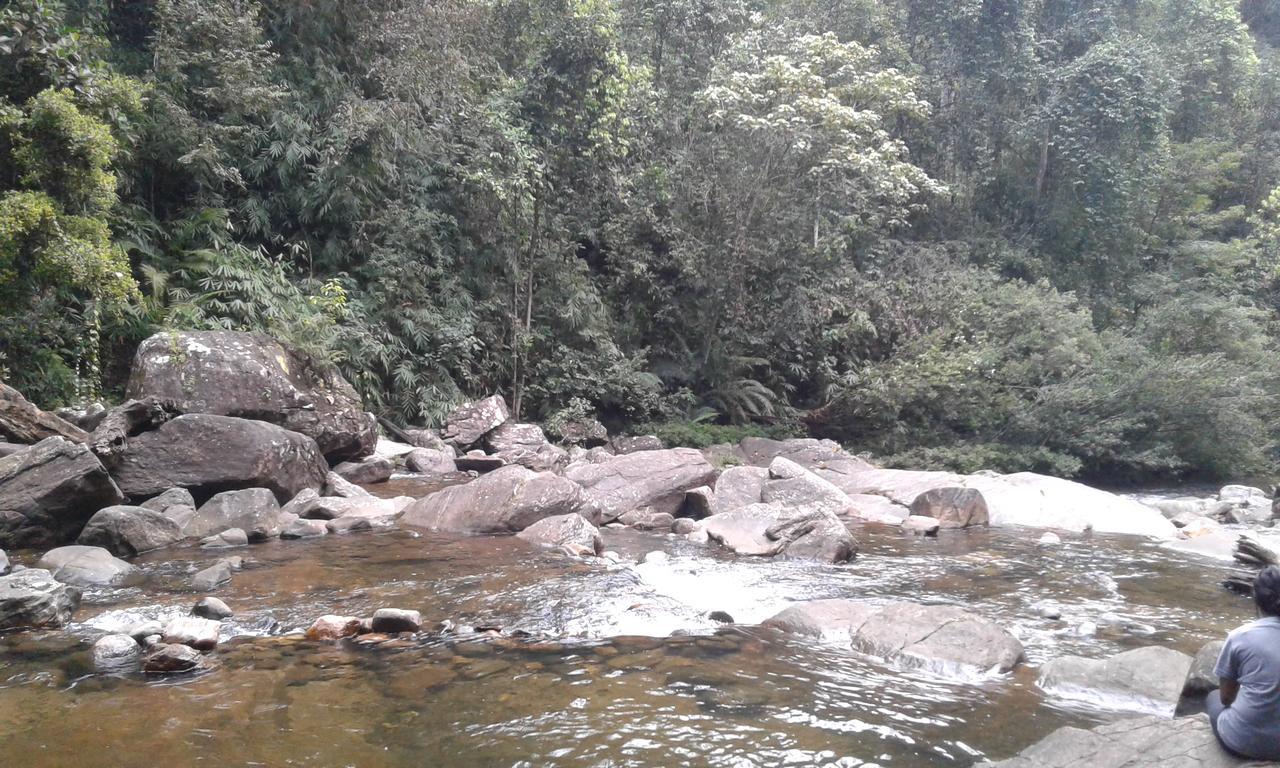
[0,516,1256,767]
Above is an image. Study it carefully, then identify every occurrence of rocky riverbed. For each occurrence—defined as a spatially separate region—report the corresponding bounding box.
[2,330,1279,767]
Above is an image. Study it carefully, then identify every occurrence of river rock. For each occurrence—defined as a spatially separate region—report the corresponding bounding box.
[141,487,196,514]
[976,714,1269,768]
[565,448,716,520]
[332,456,393,485]
[37,545,137,587]
[163,616,220,650]
[371,608,421,633]
[401,465,593,535]
[200,528,248,548]
[127,330,376,461]
[1180,639,1226,709]
[0,568,80,629]
[280,488,321,517]
[191,561,233,591]
[324,471,371,498]
[455,451,507,473]
[713,466,769,513]
[301,495,408,522]
[672,518,700,535]
[902,515,941,536]
[702,502,856,563]
[77,505,184,556]
[610,435,664,455]
[552,417,609,447]
[405,448,456,475]
[404,429,450,452]
[1038,646,1194,715]
[516,513,603,555]
[846,494,910,525]
[909,487,989,528]
[281,517,328,539]
[761,458,857,516]
[484,422,547,453]
[617,508,676,531]
[187,488,281,541]
[764,599,1024,674]
[442,395,509,448]
[0,383,89,444]
[0,437,125,549]
[834,468,1176,538]
[0,548,8,575]
[738,437,876,488]
[306,615,362,641]
[93,633,141,671]
[193,596,233,620]
[144,642,205,673]
[108,414,327,504]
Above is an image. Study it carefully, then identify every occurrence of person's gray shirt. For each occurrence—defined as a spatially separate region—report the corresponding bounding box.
[1214,615,1280,759]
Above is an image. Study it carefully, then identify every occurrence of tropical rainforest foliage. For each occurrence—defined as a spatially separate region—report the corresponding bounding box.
[2,0,1279,482]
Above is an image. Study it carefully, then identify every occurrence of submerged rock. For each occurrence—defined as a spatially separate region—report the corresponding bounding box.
[77,505,184,556]
[0,437,124,549]
[1038,645,1194,716]
[191,561,233,591]
[565,448,716,520]
[108,414,327,504]
[902,515,941,536]
[977,714,1270,768]
[516,513,603,555]
[0,568,80,630]
[127,330,376,462]
[702,502,856,563]
[37,545,137,587]
[764,598,1024,674]
[401,465,593,534]
[200,528,248,549]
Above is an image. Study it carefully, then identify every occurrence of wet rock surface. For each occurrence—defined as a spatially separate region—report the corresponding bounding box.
[0,568,80,629]
[401,465,592,534]
[37,545,137,587]
[1038,645,1195,715]
[516,513,603,555]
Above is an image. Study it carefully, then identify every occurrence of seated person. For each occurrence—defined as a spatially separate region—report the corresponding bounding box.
[1206,565,1280,760]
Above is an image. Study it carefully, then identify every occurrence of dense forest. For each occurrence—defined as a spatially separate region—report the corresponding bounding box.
[1,0,1279,483]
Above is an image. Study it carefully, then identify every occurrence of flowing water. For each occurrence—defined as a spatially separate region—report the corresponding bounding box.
[0,499,1258,768]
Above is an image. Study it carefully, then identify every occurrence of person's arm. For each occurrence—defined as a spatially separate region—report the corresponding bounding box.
[1219,679,1240,707]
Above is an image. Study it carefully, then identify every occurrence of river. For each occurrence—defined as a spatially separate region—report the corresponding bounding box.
[0,501,1256,767]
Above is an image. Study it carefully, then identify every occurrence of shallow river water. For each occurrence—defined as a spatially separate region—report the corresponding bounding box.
[0,506,1257,768]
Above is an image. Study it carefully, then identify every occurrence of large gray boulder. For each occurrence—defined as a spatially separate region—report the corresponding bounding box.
[1038,646,1195,716]
[0,382,88,444]
[0,437,124,549]
[713,465,769,513]
[401,465,593,534]
[186,488,282,541]
[564,448,717,520]
[126,330,376,462]
[36,545,137,587]
[484,422,547,454]
[107,414,326,504]
[0,568,80,629]
[737,437,876,491]
[442,395,509,448]
[0,548,7,575]
[404,448,456,475]
[760,457,856,516]
[977,714,1273,768]
[332,456,393,485]
[516,513,603,555]
[702,503,856,563]
[764,599,1024,674]
[77,505,184,556]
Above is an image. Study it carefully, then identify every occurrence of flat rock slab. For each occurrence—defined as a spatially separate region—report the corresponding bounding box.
[764,598,1024,675]
[978,714,1279,767]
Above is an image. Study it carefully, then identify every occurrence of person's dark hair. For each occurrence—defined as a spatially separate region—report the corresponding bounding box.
[1255,566,1280,617]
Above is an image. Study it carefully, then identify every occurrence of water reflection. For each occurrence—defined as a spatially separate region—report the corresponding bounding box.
[0,521,1258,766]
